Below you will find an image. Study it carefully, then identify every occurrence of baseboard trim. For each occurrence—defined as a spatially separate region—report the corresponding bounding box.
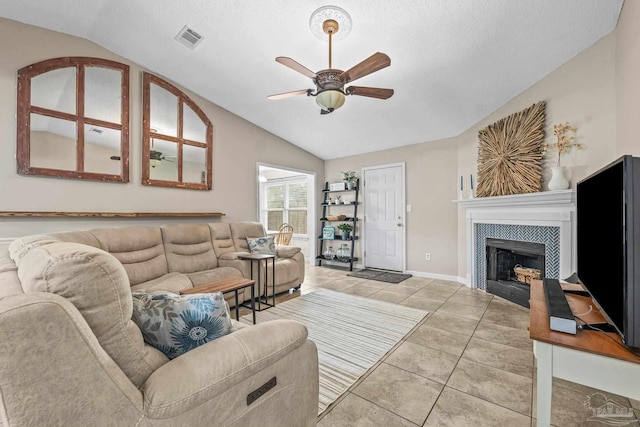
[405,270,468,286]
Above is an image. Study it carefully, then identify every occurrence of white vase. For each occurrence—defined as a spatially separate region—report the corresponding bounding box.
[548,166,569,190]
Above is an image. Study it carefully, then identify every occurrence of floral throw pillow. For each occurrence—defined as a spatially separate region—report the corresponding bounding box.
[246,235,276,255]
[131,292,232,359]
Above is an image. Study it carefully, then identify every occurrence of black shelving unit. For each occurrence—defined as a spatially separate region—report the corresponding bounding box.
[316,179,359,271]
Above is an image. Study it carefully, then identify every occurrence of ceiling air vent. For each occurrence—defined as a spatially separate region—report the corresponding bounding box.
[175,25,204,49]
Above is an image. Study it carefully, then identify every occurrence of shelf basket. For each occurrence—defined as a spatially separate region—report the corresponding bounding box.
[326,215,347,221]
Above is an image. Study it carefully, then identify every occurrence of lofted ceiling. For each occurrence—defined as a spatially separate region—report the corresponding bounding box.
[0,0,623,160]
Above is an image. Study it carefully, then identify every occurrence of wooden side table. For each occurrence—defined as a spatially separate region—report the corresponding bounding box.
[181,277,256,324]
[238,253,276,310]
[529,279,640,426]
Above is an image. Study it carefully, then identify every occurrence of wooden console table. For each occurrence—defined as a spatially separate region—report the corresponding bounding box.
[529,279,640,426]
[181,277,256,324]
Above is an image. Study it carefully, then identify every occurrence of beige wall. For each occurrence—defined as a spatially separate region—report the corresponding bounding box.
[326,32,617,281]
[616,0,640,157]
[325,138,459,277]
[455,32,617,280]
[0,18,323,241]
[2,14,630,280]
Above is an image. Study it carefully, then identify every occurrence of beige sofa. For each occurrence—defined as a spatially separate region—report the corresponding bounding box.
[41,222,306,306]
[0,224,318,426]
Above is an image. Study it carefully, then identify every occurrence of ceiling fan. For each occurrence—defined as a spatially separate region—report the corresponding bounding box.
[110,150,175,167]
[268,18,394,115]
[110,130,176,167]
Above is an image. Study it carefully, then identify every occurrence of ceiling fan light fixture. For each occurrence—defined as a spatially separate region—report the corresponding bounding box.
[316,89,345,112]
[150,158,161,168]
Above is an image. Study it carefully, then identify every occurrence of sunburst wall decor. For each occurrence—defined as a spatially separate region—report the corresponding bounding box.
[476,101,546,197]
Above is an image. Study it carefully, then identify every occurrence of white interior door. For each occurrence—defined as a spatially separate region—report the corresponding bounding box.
[364,165,405,271]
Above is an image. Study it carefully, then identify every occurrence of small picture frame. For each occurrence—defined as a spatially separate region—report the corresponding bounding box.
[322,226,335,240]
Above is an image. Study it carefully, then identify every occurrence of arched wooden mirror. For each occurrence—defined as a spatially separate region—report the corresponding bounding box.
[17,57,129,182]
[142,72,212,190]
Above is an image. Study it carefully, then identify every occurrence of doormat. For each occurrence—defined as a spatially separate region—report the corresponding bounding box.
[347,269,412,283]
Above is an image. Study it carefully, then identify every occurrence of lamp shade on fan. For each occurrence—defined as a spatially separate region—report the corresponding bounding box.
[316,90,345,111]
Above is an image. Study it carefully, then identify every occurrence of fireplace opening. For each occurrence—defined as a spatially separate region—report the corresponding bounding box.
[486,238,545,308]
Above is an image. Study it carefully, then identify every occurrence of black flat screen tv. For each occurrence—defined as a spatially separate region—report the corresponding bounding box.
[577,155,640,351]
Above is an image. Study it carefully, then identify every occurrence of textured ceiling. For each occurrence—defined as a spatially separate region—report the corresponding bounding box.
[0,0,623,159]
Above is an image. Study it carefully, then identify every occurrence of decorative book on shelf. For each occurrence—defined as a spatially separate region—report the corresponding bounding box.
[322,226,335,240]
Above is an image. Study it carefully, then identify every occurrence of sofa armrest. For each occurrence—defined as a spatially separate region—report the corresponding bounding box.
[0,293,144,426]
[141,319,310,419]
[275,246,301,258]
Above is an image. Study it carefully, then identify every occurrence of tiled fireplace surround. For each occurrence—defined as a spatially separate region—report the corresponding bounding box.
[456,190,576,290]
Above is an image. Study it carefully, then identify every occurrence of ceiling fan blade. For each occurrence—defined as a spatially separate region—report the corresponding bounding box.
[340,52,391,84]
[346,86,394,100]
[267,89,311,100]
[275,57,317,79]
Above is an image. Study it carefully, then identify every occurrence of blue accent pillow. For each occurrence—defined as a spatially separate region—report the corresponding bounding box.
[131,292,232,359]
[246,235,276,254]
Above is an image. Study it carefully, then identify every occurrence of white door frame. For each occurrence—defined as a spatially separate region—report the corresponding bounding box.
[256,162,317,261]
[361,162,407,272]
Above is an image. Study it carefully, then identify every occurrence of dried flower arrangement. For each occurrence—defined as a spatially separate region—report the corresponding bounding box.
[544,123,582,167]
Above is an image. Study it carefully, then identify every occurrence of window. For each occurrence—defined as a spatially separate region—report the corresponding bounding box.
[17,57,130,182]
[142,72,212,190]
[263,180,308,234]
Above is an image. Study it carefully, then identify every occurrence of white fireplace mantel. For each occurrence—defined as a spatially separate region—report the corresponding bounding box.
[455,190,576,288]
[453,189,575,209]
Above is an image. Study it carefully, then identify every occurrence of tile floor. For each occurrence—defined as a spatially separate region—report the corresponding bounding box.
[278,265,640,427]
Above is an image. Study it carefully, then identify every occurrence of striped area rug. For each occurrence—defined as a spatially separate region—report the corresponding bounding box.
[241,288,428,414]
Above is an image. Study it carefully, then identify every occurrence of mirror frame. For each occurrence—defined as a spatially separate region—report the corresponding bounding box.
[142,72,213,190]
[16,57,130,182]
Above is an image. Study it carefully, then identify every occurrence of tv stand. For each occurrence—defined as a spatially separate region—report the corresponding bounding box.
[529,279,640,427]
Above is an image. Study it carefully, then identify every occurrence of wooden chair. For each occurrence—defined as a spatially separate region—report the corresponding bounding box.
[275,223,294,246]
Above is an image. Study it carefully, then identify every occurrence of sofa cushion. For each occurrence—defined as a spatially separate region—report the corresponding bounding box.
[131,292,232,360]
[0,251,22,298]
[186,267,243,287]
[246,235,276,255]
[208,223,236,257]
[89,227,169,286]
[49,230,102,248]
[161,224,218,273]
[8,234,61,264]
[229,222,266,253]
[130,272,193,294]
[15,242,167,387]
